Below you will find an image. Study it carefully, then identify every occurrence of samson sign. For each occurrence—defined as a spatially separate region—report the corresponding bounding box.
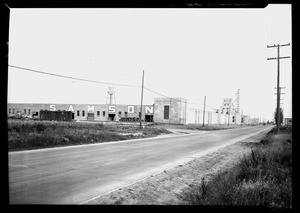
[49,104,154,114]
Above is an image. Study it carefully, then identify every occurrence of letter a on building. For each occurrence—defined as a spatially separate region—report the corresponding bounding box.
[68,105,74,112]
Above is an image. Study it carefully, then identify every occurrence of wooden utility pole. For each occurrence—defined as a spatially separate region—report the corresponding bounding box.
[241,110,243,126]
[227,105,230,127]
[267,43,290,133]
[139,70,144,129]
[202,95,206,127]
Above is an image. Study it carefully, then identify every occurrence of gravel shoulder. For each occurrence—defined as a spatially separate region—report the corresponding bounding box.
[84,129,269,205]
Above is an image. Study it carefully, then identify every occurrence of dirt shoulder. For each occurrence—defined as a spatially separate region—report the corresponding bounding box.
[84,129,270,205]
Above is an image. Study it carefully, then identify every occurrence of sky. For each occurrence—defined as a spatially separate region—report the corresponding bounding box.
[7,4,292,121]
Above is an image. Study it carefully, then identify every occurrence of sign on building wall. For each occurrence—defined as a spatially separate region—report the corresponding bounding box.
[145,106,153,114]
[128,106,134,114]
[108,105,116,113]
[50,105,56,111]
[88,105,95,112]
[68,105,74,112]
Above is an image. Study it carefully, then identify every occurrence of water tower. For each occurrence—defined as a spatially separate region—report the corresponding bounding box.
[106,87,116,105]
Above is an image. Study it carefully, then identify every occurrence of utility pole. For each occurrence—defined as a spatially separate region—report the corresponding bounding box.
[202,95,206,127]
[169,98,171,124]
[274,87,285,126]
[139,70,144,129]
[241,110,243,126]
[248,113,250,125]
[267,43,290,133]
[227,105,230,127]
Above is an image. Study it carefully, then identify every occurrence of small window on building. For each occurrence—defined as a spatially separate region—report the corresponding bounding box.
[77,110,80,116]
[103,111,106,116]
[24,109,26,114]
[28,109,31,115]
[119,111,122,117]
[97,111,100,116]
[12,109,15,114]
[124,112,128,117]
[164,105,170,119]
[82,111,85,117]
[9,109,11,114]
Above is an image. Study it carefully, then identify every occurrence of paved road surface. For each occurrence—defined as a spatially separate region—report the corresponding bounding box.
[9,125,272,204]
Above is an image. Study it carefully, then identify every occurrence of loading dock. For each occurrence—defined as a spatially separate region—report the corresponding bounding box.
[87,113,94,121]
[145,115,153,122]
[108,114,115,121]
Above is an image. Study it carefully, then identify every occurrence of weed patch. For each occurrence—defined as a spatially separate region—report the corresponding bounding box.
[183,127,292,208]
[8,120,171,151]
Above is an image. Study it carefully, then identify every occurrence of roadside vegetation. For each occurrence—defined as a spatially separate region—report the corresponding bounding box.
[183,126,292,208]
[7,119,171,151]
[152,123,243,131]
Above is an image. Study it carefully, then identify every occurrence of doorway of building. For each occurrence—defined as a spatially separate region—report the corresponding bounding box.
[87,113,94,121]
[145,115,153,122]
[108,114,115,121]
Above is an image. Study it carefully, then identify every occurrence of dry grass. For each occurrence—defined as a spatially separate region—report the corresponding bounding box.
[183,126,292,208]
[7,119,171,151]
[152,123,243,131]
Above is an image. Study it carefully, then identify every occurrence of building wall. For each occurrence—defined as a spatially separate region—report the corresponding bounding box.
[7,101,244,125]
[7,103,154,121]
[186,108,243,125]
[284,118,292,126]
[154,97,187,124]
[187,109,220,125]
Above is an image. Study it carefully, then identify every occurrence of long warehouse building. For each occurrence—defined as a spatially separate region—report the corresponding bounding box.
[7,97,247,125]
[7,97,188,124]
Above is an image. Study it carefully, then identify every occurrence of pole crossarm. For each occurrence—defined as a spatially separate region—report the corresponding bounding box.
[268,56,290,60]
[267,43,290,48]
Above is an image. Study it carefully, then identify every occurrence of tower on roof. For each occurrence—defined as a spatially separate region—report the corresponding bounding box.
[106,87,116,105]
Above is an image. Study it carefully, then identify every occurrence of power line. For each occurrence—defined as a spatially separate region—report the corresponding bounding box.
[143,87,171,99]
[8,65,140,88]
[144,86,196,105]
[144,86,218,110]
[9,64,220,110]
[205,104,218,110]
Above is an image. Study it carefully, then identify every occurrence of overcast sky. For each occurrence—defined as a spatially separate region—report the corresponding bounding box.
[7,4,292,121]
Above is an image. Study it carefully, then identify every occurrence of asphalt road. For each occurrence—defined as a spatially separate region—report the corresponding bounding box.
[9,125,273,204]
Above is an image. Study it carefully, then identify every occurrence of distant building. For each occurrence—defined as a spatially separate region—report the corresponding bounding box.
[220,98,235,114]
[284,118,292,126]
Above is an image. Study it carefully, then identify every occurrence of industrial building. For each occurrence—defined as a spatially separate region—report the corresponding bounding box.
[7,88,247,125]
[7,98,247,125]
[7,103,155,122]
